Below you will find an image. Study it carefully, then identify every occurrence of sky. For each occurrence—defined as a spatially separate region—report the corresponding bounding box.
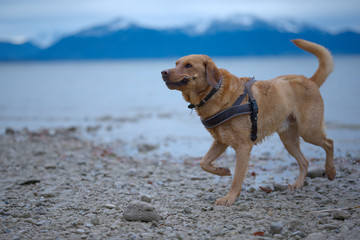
[0,0,360,45]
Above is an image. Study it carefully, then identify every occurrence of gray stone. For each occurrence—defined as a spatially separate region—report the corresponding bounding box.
[5,128,15,135]
[85,223,93,228]
[184,207,192,214]
[273,183,288,192]
[35,220,50,226]
[204,195,215,203]
[290,231,307,238]
[123,201,162,222]
[75,229,86,234]
[289,219,305,231]
[307,169,326,178]
[104,203,116,209]
[11,211,31,218]
[320,224,338,230]
[40,191,55,198]
[269,221,283,235]
[137,143,158,153]
[140,193,152,203]
[127,169,137,177]
[19,179,41,185]
[332,209,351,220]
[10,235,22,240]
[305,232,327,240]
[90,217,100,225]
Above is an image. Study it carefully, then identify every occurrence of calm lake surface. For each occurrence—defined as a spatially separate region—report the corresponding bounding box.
[1,56,360,159]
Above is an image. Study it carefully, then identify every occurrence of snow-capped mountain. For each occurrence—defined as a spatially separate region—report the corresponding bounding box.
[76,18,133,37]
[1,15,359,60]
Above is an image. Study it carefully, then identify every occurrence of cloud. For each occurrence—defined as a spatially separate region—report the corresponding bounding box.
[0,0,359,42]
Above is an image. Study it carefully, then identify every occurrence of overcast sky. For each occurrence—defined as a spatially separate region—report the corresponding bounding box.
[1,0,360,44]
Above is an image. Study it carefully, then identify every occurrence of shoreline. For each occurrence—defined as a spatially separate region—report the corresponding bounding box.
[1,127,359,239]
[1,115,360,159]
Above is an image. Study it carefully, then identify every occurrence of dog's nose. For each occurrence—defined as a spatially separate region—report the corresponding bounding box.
[161,69,170,77]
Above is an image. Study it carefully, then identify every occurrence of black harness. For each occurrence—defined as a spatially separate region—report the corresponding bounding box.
[189,77,258,142]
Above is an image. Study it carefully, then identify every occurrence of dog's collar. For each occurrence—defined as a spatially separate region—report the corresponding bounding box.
[188,76,223,109]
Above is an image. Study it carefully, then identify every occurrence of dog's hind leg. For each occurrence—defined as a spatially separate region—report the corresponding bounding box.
[300,121,336,181]
[200,141,230,176]
[278,119,309,189]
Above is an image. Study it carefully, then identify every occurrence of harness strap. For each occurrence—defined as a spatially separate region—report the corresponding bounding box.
[244,78,258,141]
[201,103,252,128]
[201,77,259,142]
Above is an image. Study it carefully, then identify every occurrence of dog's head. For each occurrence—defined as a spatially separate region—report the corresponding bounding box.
[161,55,222,95]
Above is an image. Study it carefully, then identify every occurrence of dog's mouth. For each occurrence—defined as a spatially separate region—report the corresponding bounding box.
[163,74,198,89]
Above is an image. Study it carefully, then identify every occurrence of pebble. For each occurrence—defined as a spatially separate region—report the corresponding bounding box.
[320,224,338,230]
[36,220,50,226]
[5,128,15,135]
[104,203,116,209]
[269,221,283,235]
[123,201,162,222]
[40,191,55,198]
[90,217,100,225]
[140,193,152,203]
[273,183,288,192]
[233,203,250,211]
[10,235,22,240]
[44,164,57,169]
[34,206,47,215]
[184,207,192,214]
[75,229,85,234]
[84,223,93,228]
[307,169,326,178]
[127,169,137,177]
[11,211,31,218]
[19,179,41,185]
[332,209,351,220]
[204,195,216,203]
[289,219,304,231]
[137,143,158,153]
[246,187,256,193]
[290,231,307,238]
[305,232,327,240]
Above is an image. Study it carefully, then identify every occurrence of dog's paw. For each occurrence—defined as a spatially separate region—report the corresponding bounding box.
[214,195,236,206]
[325,166,336,181]
[215,167,231,176]
[289,182,304,192]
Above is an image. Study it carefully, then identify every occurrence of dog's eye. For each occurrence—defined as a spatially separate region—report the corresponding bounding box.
[185,63,192,68]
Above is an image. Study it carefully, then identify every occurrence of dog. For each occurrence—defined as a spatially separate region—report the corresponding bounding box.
[161,39,336,206]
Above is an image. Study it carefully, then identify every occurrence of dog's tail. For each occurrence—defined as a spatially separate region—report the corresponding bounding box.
[291,39,334,87]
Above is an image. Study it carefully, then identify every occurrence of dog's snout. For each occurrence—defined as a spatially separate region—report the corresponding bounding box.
[161,69,170,77]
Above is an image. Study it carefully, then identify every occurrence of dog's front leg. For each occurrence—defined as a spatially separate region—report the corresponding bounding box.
[200,141,230,176]
[215,144,252,206]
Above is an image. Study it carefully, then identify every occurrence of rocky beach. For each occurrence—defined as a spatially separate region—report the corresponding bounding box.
[0,127,359,240]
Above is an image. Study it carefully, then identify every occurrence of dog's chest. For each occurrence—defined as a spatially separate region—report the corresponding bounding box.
[207,122,246,147]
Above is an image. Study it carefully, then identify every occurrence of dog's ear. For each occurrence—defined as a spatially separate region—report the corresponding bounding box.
[204,57,222,88]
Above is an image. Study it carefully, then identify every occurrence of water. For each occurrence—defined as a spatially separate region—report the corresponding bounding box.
[1,56,360,160]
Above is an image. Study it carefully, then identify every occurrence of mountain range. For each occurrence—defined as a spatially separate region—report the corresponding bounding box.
[1,15,360,61]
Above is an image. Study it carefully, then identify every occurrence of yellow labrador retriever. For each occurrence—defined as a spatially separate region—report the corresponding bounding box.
[161,39,336,206]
